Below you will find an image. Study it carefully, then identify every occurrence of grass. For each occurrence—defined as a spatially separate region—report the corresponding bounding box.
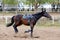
[36,20,60,27]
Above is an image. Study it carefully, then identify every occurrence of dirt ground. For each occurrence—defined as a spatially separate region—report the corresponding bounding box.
[0,25,60,40]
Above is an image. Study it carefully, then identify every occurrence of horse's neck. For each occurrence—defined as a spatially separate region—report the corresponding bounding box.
[34,13,43,21]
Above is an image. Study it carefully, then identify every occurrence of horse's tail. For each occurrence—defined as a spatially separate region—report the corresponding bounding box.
[6,16,14,27]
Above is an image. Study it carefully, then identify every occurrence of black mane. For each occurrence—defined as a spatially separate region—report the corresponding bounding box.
[33,12,43,21]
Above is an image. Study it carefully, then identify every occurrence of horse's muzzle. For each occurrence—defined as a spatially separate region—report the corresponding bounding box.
[49,17,52,20]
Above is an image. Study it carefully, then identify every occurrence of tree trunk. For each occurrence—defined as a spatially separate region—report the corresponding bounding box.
[34,2,40,11]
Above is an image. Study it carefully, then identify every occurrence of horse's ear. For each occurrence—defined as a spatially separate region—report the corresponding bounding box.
[44,9,46,12]
[43,8,46,12]
[42,8,46,12]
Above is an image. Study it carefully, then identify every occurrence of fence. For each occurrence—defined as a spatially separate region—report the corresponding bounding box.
[0,16,12,24]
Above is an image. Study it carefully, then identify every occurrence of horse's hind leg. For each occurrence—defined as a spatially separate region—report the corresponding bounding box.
[13,24,18,33]
[25,30,31,33]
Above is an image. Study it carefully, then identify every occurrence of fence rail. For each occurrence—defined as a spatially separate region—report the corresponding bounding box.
[0,16,12,24]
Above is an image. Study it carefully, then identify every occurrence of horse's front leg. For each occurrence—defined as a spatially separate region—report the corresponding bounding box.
[24,24,34,37]
[30,25,34,37]
[13,24,18,33]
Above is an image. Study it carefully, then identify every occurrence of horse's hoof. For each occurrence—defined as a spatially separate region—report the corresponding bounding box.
[24,30,31,33]
[15,31,18,33]
[31,36,33,38]
[24,31,28,33]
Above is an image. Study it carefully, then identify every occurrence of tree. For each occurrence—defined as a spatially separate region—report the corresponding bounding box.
[2,0,18,5]
[2,0,18,11]
[26,0,57,10]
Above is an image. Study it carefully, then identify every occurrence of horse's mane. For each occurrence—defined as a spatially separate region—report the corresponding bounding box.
[33,12,41,16]
[32,12,43,21]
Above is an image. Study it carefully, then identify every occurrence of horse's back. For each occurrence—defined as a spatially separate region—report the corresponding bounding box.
[13,14,23,21]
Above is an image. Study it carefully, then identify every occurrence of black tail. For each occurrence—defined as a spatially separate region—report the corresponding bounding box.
[6,16,14,27]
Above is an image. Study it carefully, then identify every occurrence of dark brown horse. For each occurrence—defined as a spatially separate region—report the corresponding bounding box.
[6,10,52,37]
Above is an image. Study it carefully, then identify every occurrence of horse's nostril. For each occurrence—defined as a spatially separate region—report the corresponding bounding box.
[50,17,52,20]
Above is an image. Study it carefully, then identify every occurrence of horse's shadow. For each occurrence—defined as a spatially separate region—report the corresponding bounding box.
[13,35,40,38]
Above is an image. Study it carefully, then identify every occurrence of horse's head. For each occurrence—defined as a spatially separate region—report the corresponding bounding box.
[41,10,52,20]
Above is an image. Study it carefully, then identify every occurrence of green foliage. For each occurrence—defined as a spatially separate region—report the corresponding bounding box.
[2,0,18,5]
[26,0,36,5]
[27,0,59,4]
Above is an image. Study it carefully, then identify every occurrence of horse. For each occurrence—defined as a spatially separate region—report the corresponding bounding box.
[6,10,52,37]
